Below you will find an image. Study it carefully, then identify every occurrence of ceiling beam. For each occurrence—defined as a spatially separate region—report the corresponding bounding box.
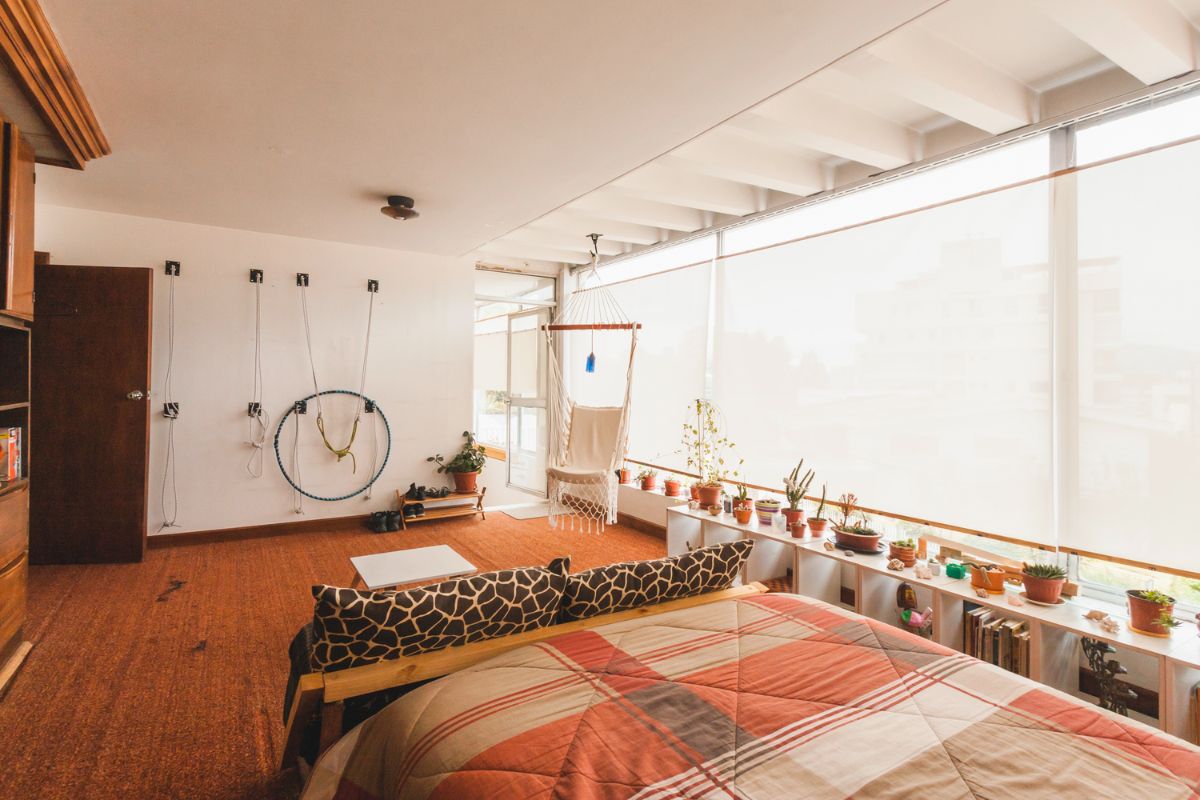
[477,240,590,265]
[569,188,706,232]
[529,210,664,246]
[1029,0,1195,85]
[609,162,761,216]
[733,87,918,170]
[502,227,626,256]
[839,28,1035,135]
[662,129,825,196]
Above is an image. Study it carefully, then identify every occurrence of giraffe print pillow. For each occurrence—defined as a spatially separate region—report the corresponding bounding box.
[310,556,570,673]
[559,540,753,622]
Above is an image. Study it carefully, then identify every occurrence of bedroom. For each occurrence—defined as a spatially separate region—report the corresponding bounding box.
[1,0,1199,797]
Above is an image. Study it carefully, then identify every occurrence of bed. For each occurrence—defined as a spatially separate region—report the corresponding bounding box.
[298,591,1200,799]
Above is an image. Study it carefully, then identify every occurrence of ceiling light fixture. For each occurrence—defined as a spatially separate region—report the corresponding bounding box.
[381,195,419,220]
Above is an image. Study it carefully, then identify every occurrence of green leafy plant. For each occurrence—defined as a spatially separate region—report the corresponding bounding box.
[813,484,827,521]
[1023,563,1067,580]
[784,459,815,510]
[1134,589,1175,606]
[636,467,658,481]
[735,483,749,502]
[1157,611,1183,629]
[678,399,742,487]
[892,538,916,550]
[427,431,487,474]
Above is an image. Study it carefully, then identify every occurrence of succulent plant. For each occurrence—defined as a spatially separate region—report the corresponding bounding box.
[892,538,916,550]
[1023,562,1067,580]
[1134,589,1175,606]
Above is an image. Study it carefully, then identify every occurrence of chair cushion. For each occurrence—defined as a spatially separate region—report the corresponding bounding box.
[310,556,570,672]
[559,540,753,622]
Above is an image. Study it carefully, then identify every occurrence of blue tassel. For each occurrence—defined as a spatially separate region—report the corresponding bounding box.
[585,352,596,373]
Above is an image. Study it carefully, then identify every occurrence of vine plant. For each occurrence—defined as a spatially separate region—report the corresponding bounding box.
[679,399,743,488]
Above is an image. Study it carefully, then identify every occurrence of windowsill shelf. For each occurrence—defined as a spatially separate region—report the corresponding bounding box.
[667,504,1200,742]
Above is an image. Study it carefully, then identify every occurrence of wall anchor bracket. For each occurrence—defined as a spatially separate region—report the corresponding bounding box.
[296,273,309,287]
[164,261,181,276]
[249,268,264,284]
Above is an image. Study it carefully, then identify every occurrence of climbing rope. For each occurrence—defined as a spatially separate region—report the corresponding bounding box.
[246,271,270,478]
[298,277,377,471]
[274,390,391,502]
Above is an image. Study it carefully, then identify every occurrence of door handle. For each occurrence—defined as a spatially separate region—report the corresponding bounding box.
[126,390,146,401]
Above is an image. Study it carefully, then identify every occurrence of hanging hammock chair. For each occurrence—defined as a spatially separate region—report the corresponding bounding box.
[544,235,641,532]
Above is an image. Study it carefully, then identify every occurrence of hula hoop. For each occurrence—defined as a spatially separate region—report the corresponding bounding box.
[274,389,391,501]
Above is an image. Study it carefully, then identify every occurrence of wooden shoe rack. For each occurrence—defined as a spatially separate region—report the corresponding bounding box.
[394,488,486,530]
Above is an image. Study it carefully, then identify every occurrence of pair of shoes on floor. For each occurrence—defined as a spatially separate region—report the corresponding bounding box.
[403,504,425,518]
[368,511,403,533]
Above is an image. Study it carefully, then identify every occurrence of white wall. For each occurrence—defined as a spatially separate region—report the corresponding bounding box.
[35,204,497,534]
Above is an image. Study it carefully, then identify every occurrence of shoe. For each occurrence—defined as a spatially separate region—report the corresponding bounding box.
[416,486,427,501]
[413,503,425,517]
[406,482,420,500]
[386,511,402,531]
[368,511,388,533]
[403,506,417,518]
[434,487,451,498]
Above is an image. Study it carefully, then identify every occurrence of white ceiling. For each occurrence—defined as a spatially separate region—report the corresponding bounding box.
[33,0,941,259]
[478,0,1200,266]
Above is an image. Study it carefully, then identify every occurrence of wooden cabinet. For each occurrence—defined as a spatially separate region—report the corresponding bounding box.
[0,122,33,319]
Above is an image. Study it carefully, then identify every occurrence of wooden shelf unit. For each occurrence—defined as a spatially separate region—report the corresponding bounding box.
[667,504,1200,744]
[393,488,486,530]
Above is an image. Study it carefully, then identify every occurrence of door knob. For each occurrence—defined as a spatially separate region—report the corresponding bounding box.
[127,390,146,400]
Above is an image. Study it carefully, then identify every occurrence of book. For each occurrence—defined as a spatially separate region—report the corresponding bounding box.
[3,427,20,482]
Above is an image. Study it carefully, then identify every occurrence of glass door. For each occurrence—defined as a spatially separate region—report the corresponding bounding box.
[506,308,549,495]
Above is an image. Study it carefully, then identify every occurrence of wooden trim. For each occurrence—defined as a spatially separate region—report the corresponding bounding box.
[543,323,641,331]
[147,513,369,549]
[0,0,110,169]
[280,582,768,768]
[480,444,506,461]
[0,638,30,698]
[615,512,665,540]
[624,456,1197,581]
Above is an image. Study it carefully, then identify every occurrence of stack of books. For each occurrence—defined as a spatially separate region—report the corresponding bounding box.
[964,603,1031,677]
[0,426,21,485]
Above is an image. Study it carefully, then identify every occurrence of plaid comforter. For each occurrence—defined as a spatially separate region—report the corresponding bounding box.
[301,593,1200,799]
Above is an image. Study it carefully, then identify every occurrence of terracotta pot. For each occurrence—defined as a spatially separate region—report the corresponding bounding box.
[790,521,809,539]
[451,471,479,493]
[1127,590,1175,635]
[1022,573,1065,604]
[696,484,722,507]
[807,518,829,537]
[782,508,806,530]
[733,496,753,510]
[640,476,657,491]
[889,544,917,567]
[689,485,701,501]
[755,501,781,525]
[970,565,1006,595]
[618,469,631,484]
[834,526,882,551]
[664,479,682,497]
[733,507,753,524]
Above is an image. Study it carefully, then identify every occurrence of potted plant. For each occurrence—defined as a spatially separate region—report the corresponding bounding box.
[427,431,487,493]
[637,467,658,492]
[1127,589,1180,636]
[889,537,917,567]
[733,484,753,524]
[663,473,683,497]
[617,464,631,484]
[689,480,702,502]
[969,563,1007,595]
[679,399,740,508]
[1022,562,1067,604]
[832,493,882,551]
[754,497,781,525]
[782,459,814,535]
[808,484,830,538]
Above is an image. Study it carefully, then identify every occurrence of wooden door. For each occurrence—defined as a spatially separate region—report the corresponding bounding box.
[0,123,34,319]
[30,265,152,563]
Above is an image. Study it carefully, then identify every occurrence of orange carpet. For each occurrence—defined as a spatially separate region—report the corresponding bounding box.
[0,514,664,799]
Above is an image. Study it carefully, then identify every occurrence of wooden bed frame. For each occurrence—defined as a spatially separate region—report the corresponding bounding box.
[281,581,769,770]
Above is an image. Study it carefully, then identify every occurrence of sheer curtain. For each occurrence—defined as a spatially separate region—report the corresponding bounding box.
[713,181,1054,543]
